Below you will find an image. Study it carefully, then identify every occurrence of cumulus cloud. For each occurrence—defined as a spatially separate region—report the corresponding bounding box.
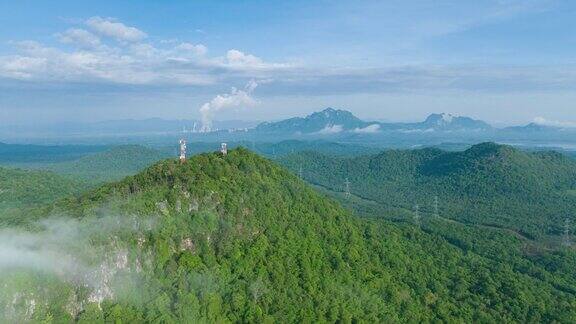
[57,28,101,48]
[0,18,289,87]
[174,42,208,57]
[3,15,576,98]
[353,124,381,133]
[199,80,259,131]
[224,49,288,70]
[86,16,147,42]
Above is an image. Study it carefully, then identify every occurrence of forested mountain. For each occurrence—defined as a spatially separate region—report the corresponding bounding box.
[280,142,576,241]
[0,167,88,220]
[0,142,107,165]
[2,148,575,322]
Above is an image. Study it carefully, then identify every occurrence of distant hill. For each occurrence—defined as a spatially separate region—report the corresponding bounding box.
[280,142,576,240]
[2,148,576,322]
[254,108,493,135]
[255,108,370,134]
[47,145,170,182]
[418,113,493,131]
[503,122,563,133]
[0,167,88,218]
[0,142,107,165]
[250,140,382,157]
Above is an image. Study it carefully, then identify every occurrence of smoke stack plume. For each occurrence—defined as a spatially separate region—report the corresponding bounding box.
[199,80,258,132]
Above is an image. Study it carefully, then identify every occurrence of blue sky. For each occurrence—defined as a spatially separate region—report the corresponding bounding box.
[1,0,575,126]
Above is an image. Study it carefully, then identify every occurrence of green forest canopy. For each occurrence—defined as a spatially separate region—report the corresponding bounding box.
[0,147,575,322]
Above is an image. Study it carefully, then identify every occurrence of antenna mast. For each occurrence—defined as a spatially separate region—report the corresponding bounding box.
[220,142,228,156]
[179,139,187,163]
[433,196,439,218]
[414,204,420,227]
[344,178,351,199]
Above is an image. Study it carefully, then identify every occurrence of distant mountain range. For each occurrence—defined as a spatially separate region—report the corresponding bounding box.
[254,108,494,135]
[2,108,574,146]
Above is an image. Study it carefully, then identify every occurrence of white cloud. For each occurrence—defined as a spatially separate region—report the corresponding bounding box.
[224,49,289,70]
[317,124,343,134]
[86,16,147,42]
[174,42,208,57]
[353,124,380,133]
[57,28,101,48]
[0,19,289,87]
[533,117,576,128]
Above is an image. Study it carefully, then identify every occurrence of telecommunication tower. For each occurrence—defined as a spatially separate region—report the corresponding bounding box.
[344,178,351,199]
[179,139,187,163]
[221,143,228,156]
[433,196,439,218]
[298,165,303,178]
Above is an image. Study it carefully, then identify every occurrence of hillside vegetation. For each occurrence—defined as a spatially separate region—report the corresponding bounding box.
[280,142,576,240]
[0,167,89,224]
[47,145,169,183]
[1,148,575,322]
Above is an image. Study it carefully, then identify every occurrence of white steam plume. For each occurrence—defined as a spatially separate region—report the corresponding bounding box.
[199,80,258,132]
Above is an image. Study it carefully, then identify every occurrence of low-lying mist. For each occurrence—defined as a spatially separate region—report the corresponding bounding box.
[0,213,156,320]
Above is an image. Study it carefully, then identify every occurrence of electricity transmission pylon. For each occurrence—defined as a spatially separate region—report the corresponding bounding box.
[344,178,351,199]
[563,217,572,247]
[414,204,420,227]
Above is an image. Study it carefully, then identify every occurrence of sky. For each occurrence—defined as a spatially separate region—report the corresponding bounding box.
[1,0,575,126]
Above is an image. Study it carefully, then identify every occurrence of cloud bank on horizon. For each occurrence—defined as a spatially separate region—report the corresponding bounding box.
[1,0,576,125]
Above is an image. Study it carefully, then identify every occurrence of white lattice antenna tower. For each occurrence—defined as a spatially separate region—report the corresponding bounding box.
[345,178,351,199]
[298,165,303,179]
[433,196,439,218]
[563,217,572,247]
[179,139,187,163]
[220,142,228,156]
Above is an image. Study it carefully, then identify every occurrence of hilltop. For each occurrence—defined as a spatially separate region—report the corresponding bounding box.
[1,147,575,322]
